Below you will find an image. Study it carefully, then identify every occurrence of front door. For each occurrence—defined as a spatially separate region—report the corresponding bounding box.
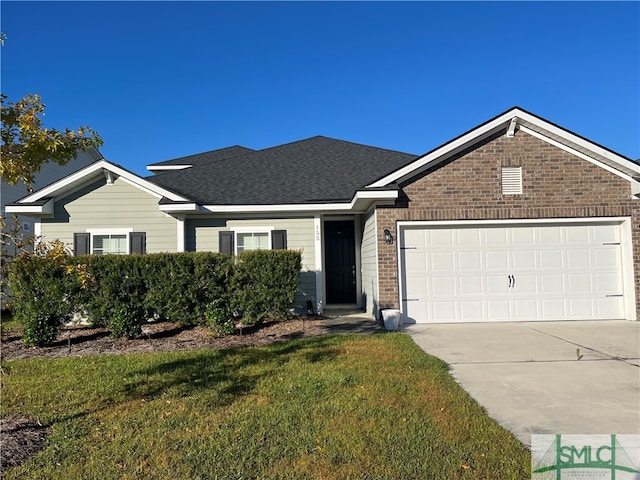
[324,220,357,304]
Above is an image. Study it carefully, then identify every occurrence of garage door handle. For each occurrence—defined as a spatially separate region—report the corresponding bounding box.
[403,299,419,302]
[508,275,513,288]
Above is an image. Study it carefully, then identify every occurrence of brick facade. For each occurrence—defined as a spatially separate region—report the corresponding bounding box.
[375,130,639,318]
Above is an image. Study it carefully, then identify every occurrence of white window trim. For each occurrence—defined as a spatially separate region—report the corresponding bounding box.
[233,226,274,255]
[86,228,134,255]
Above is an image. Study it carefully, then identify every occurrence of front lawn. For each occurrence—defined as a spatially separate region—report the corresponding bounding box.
[1,334,530,479]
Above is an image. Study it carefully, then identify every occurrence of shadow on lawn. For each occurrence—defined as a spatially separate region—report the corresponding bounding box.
[120,335,344,406]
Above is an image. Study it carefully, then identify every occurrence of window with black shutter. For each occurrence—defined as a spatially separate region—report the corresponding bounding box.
[271,230,287,250]
[219,231,234,256]
[73,233,90,256]
[130,232,147,254]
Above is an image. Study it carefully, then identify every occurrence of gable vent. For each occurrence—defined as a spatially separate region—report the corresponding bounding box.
[501,167,523,195]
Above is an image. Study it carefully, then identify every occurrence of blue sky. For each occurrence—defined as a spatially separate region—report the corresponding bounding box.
[1,1,638,177]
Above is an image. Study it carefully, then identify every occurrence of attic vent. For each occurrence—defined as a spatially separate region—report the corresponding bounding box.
[501,167,522,195]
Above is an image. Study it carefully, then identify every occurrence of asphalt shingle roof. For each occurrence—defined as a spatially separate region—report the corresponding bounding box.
[147,145,256,168]
[146,136,417,205]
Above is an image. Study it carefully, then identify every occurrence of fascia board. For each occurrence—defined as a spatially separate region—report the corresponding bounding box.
[19,160,189,204]
[367,110,519,188]
[158,203,199,213]
[5,198,54,215]
[201,190,398,214]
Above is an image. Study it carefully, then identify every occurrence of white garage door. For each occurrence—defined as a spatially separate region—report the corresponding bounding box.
[400,223,625,323]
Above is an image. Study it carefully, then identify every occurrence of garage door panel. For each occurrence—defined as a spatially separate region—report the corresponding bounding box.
[539,250,563,269]
[594,273,622,293]
[404,229,427,247]
[485,250,509,270]
[513,299,539,319]
[541,299,566,318]
[459,300,484,320]
[540,274,564,293]
[569,298,594,317]
[566,226,589,243]
[596,297,624,317]
[513,274,537,294]
[538,226,562,244]
[511,250,536,269]
[431,277,455,296]
[430,252,455,270]
[486,274,509,294]
[511,227,535,245]
[429,229,454,246]
[593,249,620,268]
[567,274,592,293]
[400,222,626,323]
[487,300,510,319]
[567,249,591,268]
[484,228,509,245]
[432,301,457,321]
[458,251,482,270]
[459,276,483,295]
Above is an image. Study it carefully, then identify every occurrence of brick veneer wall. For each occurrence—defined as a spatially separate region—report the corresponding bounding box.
[376,130,639,319]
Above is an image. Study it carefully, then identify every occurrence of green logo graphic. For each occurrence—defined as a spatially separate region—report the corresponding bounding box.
[532,434,640,480]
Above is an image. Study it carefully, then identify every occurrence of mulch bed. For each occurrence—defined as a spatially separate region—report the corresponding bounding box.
[0,317,326,471]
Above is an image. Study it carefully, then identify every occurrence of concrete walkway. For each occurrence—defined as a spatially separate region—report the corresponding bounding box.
[403,320,640,446]
[320,309,385,334]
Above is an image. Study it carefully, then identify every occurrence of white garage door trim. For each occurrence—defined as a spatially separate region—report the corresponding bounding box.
[397,217,636,323]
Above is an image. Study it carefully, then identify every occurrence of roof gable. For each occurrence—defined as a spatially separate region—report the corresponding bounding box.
[368,107,640,188]
[7,160,189,214]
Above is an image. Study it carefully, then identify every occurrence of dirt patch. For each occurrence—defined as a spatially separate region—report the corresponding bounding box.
[0,415,51,471]
[0,317,325,470]
[0,317,326,361]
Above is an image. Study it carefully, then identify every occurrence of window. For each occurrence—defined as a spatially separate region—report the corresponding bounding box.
[93,234,127,255]
[501,166,523,195]
[74,229,146,256]
[219,229,287,256]
[236,232,269,253]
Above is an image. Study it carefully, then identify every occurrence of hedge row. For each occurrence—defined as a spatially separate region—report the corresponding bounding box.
[8,247,301,346]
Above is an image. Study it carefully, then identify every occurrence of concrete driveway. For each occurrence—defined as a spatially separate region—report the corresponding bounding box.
[403,320,640,446]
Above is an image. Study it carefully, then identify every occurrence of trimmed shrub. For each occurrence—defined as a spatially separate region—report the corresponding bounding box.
[8,249,301,343]
[205,297,235,337]
[144,253,232,325]
[7,241,83,346]
[230,250,301,324]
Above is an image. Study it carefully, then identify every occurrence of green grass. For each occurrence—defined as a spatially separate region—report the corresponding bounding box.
[1,334,530,479]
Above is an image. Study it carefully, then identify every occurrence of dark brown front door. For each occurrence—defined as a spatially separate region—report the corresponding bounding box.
[324,220,356,304]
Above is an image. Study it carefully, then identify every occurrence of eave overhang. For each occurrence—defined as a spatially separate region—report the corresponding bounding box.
[5,198,55,216]
[198,188,399,215]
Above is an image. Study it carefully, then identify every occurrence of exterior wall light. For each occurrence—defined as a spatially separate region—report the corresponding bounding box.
[383,228,394,245]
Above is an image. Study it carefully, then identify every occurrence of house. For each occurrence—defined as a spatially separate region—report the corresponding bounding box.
[1,147,103,256]
[7,107,640,323]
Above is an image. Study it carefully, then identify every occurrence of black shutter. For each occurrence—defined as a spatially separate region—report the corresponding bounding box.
[73,233,90,256]
[219,231,234,256]
[130,232,146,254]
[271,230,287,250]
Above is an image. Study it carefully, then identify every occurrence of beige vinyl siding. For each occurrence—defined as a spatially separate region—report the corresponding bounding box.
[187,217,317,312]
[360,209,379,317]
[42,177,177,252]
